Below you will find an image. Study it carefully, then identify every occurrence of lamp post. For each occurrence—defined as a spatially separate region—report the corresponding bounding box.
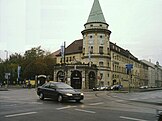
[4,50,8,61]
[4,50,9,88]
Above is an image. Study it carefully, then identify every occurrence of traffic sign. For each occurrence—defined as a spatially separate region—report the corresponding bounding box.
[126,64,133,70]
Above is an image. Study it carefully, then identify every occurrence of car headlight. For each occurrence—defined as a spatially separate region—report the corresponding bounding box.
[81,93,84,96]
[66,93,73,96]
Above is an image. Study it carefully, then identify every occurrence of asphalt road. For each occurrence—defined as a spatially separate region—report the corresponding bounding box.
[0,89,161,121]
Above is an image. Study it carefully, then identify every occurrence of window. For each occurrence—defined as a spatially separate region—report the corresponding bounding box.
[50,83,56,89]
[60,58,62,63]
[73,56,75,61]
[108,62,110,67]
[90,46,93,54]
[99,61,104,67]
[100,73,103,79]
[99,46,103,54]
[90,24,93,27]
[100,35,102,38]
[66,57,68,62]
[83,48,85,55]
[44,83,50,88]
[107,48,110,55]
[90,35,93,38]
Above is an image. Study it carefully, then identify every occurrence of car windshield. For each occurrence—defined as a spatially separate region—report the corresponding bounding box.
[55,83,73,89]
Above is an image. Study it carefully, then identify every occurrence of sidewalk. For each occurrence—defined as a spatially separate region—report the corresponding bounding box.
[0,87,8,91]
[110,89,162,105]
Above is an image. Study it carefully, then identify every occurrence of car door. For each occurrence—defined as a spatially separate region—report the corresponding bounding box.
[48,83,58,99]
[42,83,51,98]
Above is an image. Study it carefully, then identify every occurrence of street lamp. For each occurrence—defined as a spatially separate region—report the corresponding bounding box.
[4,50,9,88]
[4,50,8,61]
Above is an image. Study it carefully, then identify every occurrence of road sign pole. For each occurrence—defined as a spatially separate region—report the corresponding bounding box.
[129,70,131,93]
[126,64,133,93]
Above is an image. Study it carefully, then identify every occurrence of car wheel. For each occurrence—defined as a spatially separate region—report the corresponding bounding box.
[57,94,63,102]
[39,92,44,100]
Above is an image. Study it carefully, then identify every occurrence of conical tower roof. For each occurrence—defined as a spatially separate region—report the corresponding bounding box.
[87,0,106,23]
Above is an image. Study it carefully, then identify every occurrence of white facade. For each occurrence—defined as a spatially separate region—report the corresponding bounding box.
[141,60,162,87]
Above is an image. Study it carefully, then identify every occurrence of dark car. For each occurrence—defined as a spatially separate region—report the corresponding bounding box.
[110,84,123,90]
[37,82,84,102]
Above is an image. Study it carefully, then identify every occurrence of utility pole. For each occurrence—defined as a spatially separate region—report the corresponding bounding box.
[63,41,66,82]
[64,41,66,65]
[61,42,66,82]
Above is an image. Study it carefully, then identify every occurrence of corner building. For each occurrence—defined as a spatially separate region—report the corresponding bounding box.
[54,0,150,89]
[81,0,111,87]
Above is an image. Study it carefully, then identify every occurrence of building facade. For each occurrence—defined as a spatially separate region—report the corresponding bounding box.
[53,0,162,89]
[141,60,162,87]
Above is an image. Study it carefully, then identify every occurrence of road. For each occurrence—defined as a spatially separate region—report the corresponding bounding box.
[0,89,161,121]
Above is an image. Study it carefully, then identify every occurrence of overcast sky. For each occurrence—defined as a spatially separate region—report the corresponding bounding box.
[0,0,162,64]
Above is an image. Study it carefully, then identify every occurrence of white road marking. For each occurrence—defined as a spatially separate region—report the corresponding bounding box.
[89,102,104,106]
[75,109,96,114]
[5,112,37,118]
[120,116,148,121]
[116,99,124,102]
[29,102,43,104]
[3,104,17,107]
[56,106,77,110]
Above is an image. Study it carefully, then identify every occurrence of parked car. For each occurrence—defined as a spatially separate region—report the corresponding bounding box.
[139,86,148,89]
[93,86,111,91]
[37,82,84,102]
[110,85,122,90]
[93,86,105,91]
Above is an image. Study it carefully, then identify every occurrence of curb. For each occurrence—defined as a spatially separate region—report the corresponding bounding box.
[0,88,8,91]
[130,100,162,106]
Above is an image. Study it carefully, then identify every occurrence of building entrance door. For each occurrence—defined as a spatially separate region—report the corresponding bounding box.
[71,70,82,89]
[88,71,95,89]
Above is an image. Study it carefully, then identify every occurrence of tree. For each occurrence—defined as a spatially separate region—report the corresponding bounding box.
[24,46,45,60]
[9,53,23,64]
[23,59,48,79]
[0,46,56,84]
[0,63,5,84]
[22,46,56,80]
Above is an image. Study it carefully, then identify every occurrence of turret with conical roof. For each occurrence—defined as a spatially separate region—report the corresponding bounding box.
[87,0,106,24]
[81,0,111,87]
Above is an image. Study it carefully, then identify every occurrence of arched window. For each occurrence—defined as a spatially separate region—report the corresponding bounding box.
[99,61,104,67]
